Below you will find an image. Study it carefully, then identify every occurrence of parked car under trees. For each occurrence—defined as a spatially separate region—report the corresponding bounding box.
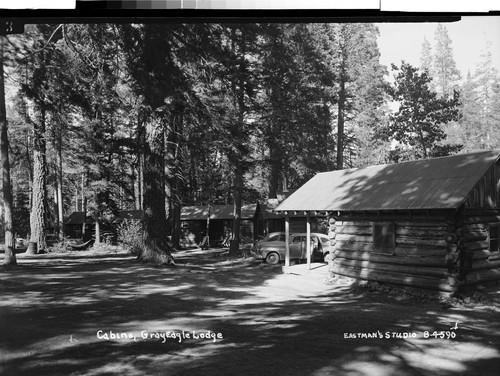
[252,232,331,264]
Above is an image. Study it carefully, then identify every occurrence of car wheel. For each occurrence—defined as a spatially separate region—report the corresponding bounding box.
[265,252,280,265]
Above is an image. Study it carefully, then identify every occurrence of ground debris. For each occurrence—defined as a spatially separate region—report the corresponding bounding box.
[348,279,497,308]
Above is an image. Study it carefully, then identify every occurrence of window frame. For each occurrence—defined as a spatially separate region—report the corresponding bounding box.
[489,223,500,253]
[372,222,396,253]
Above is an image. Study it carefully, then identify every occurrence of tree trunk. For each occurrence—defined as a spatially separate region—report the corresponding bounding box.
[135,116,144,210]
[132,160,143,211]
[189,149,198,204]
[172,204,181,249]
[138,155,143,210]
[268,144,281,199]
[131,165,140,210]
[0,38,16,265]
[56,133,63,240]
[229,28,246,256]
[74,185,78,212]
[81,170,87,239]
[170,105,184,250]
[417,127,428,159]
[94,219,100,245]
[29,107,47,253]
[337,73,346,170]
[229,171,243,255]
[138,116,174,265]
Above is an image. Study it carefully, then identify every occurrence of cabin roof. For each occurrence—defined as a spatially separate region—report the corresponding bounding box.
[65,211,94,225]
[115,210,144,222]
[275,150,500,212]
[181,204,258,221]
[65,210,143,225]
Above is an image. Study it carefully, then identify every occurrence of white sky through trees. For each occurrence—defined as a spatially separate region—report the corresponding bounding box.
[376,16,500,79]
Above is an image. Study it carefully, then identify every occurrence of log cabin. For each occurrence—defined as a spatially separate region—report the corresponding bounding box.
[275,150,500,293]
[180,204,260,247]
[179,202,321,248]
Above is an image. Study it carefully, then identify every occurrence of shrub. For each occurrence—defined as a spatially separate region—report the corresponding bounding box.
[92,242,120,254]
[117,219,142,255]
[48,239,70,253]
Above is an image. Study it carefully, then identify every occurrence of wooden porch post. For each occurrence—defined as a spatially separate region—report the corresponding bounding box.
[306,211,311,270]
[285,212,290,267]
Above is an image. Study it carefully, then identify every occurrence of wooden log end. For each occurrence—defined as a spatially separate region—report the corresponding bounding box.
[445,233,458,244]
[445,252,459,265]
[447,274,460,287]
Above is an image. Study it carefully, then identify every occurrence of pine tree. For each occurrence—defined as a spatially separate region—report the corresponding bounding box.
[420,37,433,75]
[119,23,192,264]
[343,24,388,168]
[325,23,387,169]
[380,62,461,160]
[258,24,327,196]
[433,24,461,98]
[20,25,61,253]
[1,36,16,265]
[456,40,500,152]
[473,42,498,149]
[215,25,259,254]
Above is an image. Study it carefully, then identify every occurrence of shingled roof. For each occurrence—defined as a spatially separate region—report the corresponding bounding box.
[275,150,500,212]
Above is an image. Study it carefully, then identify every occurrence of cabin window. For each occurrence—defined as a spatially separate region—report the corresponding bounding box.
[490,223,500,253]
[372,222,395,252]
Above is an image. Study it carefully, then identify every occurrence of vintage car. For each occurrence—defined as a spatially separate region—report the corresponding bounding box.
[252,232,331,265]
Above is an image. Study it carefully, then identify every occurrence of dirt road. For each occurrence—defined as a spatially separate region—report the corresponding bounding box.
[1,247,500,375]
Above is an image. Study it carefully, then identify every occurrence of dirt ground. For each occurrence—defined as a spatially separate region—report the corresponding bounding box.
[1,246,500,376]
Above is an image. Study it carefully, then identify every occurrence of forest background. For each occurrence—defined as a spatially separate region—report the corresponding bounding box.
[0,20,499,264]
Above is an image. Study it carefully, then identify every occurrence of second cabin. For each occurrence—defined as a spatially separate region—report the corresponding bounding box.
[276,150,500,293]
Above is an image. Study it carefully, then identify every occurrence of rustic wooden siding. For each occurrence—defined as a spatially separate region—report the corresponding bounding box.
[328,208,500,292]
[329,214,459,292]
[464,162,500,209]
[457,210,500,287]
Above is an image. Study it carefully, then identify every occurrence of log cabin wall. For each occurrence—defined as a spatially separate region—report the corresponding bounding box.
[328,212,461,292]
[457,160,500,287]
[456,211,500,288]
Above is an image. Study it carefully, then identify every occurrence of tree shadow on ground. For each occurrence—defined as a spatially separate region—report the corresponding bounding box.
[1,249,499,376]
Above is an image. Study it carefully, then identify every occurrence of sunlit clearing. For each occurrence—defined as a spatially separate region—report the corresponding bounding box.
[193,310,237,317]
[135,283,194,294]
[399,341,499,372]
[341,361,397,376]
[212,273,335,308]
[84,361,154,376]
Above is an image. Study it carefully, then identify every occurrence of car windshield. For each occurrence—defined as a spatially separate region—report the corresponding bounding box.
[264,233,285,242]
